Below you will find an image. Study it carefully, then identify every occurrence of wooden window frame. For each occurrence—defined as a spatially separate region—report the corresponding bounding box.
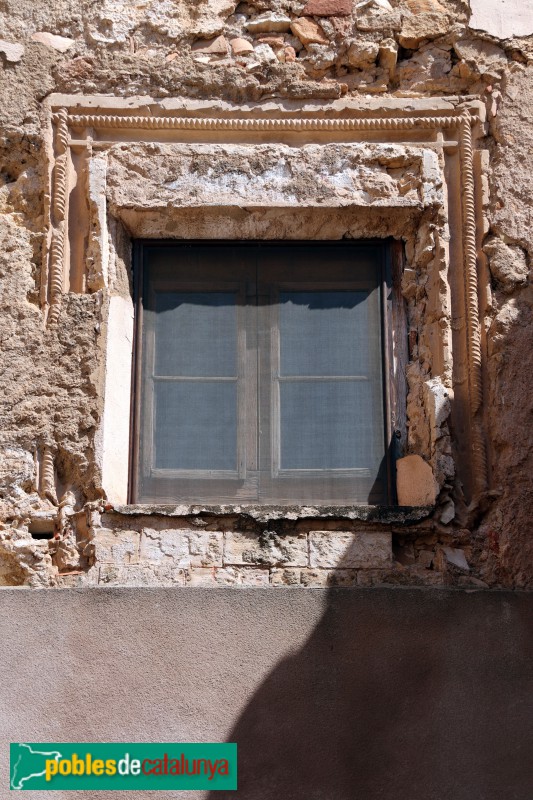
[129,240,406,506]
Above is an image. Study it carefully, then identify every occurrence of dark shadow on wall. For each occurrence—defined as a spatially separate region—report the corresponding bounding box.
[207,542,533,800]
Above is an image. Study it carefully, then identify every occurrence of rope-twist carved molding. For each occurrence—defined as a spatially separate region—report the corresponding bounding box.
[459,111,487,491]
[47,226,64,326]
[45,102,486,494]
[56,112,465,133]
[52,154,68,224]
[41,446,58,505]
[55,107,69,154]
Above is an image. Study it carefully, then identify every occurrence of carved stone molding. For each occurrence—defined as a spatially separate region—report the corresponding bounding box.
[43,96,488,498]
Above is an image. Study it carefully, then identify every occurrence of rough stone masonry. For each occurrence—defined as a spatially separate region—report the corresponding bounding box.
[0,0,532,589]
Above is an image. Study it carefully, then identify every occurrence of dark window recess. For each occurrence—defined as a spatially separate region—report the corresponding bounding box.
[131,242,391,505]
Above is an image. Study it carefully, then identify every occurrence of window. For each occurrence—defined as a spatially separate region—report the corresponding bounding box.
[131,242,391,505]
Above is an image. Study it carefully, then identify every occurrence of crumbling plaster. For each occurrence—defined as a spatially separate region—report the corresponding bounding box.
[0,0,532,589]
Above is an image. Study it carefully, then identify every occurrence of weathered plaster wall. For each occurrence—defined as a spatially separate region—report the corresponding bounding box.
[0,0,532,588]
[1,588,532,799]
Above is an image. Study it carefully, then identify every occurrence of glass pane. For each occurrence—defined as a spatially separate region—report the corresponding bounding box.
[154,292,237,377]
[280,380,378,470]
[279,291,371,376]
[154,381,237,470]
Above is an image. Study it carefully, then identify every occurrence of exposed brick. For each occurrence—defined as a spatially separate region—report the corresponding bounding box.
[309,531,392,568]
[302,0,353,16]
[192,35,228,54]
[290,17,329,46]
[230,37,253,55]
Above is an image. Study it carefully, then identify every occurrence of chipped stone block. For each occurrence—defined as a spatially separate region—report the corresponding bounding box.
[398,13,449,49]
[0,447,34,495]
[424,376,451,431]
[303,0,353,15]
[309,531,392,569]
[140,528,189,566]
[253,43,278,63]
[402,0,446,12]
[396,455,438,506]
[187,531,223,567]
[356,0,392,11]
[31,32,75,52]
[454,38,507,77]
[304,43,337,69]
[270,568,303,585]
[347,39,379,67]
[246,13,292,33]
[214,566,270,586]
[290,17,329,46]
[378,38,398,70]
[356,10,402,31]
[99,563,186,586]
[0,40,24,63]
[187,566,269,587]
[230,37,254,55]
[192,35,228,54]
[326,569,359,586]
[483,236,528,293]
[442,547,470,572]
[140,528,222,567]
[300,568,330,587]
[224,531,308,567]
[94,528,140,564]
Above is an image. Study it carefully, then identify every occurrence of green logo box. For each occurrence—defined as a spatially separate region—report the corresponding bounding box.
[10,743,237,791]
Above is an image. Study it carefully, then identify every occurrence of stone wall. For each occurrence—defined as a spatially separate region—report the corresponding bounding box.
[0,0,532,589]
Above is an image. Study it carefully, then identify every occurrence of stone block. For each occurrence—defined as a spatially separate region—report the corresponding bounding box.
[186,566,269,587]
[140,528,190,566]
[192,35,228,54]
[0,40,24,63]
[398,13,449,48]
[379,38,398,70]
[187,531,223,567]
[94,529,140,565]
[230,37,254,55]
[442,547,470,572]
[245,13,292,33]
[224,531,308,567]
[31,32,75,52]
[290,17,329,45]
[99,564,186,586]
[309,531,392,568]
[347,39,379,67]
[303,0,353,15]
[214,567,270,586]
[396,455,438,507]
[140,529,223,568]
[356,10,402,31]
[270,568,303,586]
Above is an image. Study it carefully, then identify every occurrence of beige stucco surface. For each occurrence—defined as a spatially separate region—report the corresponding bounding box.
[1,587,532,798]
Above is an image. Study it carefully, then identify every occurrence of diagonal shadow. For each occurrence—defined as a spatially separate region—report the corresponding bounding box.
[206,536,532,800]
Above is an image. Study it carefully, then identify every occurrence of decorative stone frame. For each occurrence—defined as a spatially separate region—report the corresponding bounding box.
[42,95,488,509]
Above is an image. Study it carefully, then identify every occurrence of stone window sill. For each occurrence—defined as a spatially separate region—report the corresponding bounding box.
[108,504,433,525]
